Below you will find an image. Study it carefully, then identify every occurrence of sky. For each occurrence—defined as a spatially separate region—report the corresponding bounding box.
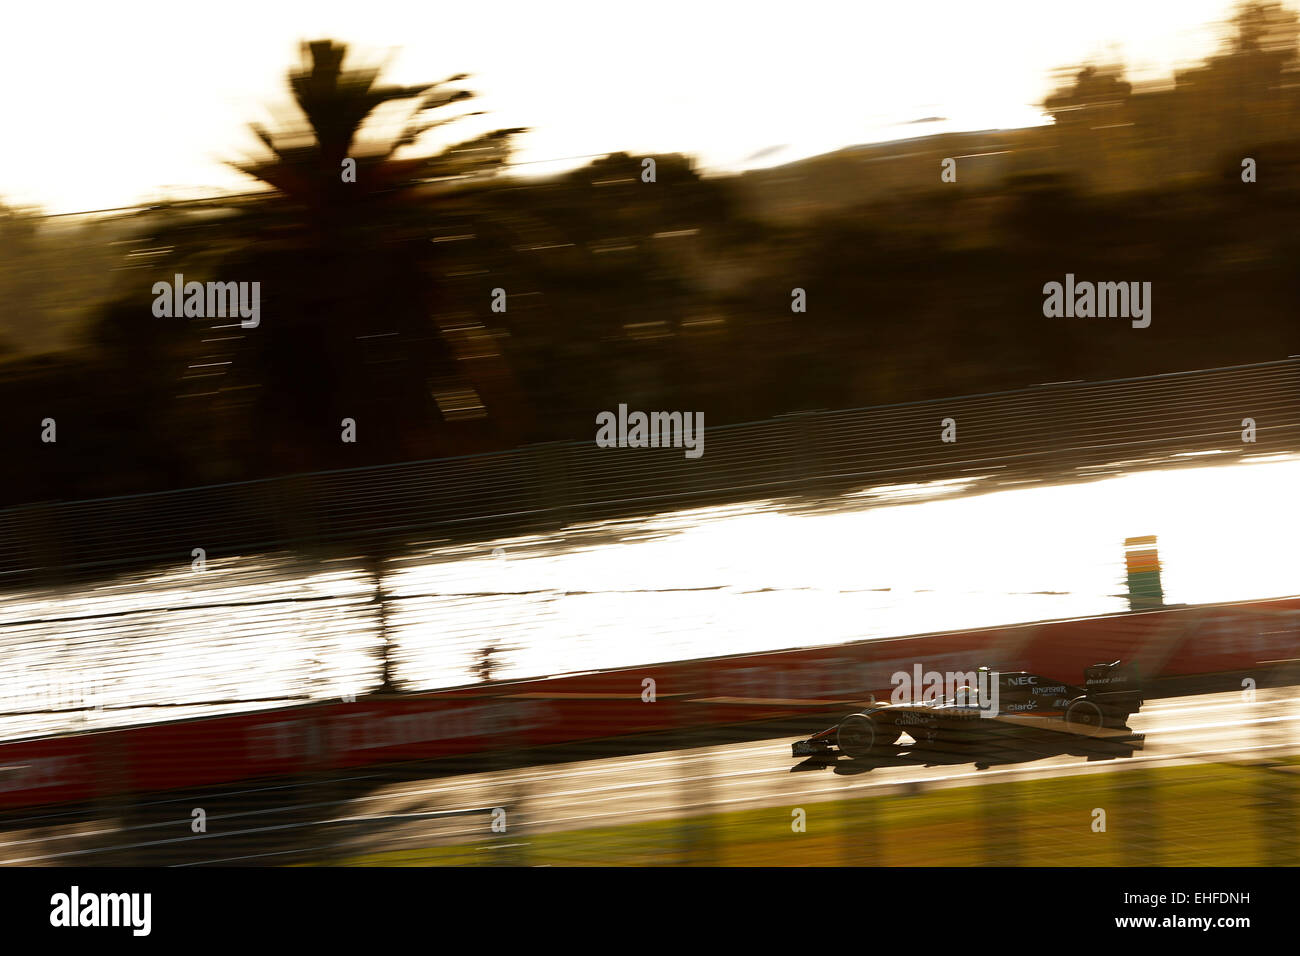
[3,0,1246,215]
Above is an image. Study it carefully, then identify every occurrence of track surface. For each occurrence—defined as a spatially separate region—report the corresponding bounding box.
[2,685,1297,865]
[5,450,1297,742]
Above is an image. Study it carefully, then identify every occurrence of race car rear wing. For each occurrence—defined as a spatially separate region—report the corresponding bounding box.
[1083,660,1143,709]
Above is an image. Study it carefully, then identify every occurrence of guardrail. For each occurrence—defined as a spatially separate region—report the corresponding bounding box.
[2,595,1296,813]
[2,357,1297,584]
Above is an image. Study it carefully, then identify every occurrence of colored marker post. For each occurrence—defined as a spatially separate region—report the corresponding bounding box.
[1124,535,1165,611]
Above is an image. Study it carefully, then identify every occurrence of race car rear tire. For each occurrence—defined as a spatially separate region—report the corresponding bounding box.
[836,714,895,758]
[1064,698,1104,732]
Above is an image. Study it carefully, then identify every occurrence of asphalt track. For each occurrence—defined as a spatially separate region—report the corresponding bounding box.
[2,684,1297,866]
[5,450,1297,743]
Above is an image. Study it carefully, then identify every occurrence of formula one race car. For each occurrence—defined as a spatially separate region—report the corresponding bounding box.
[791,661,1143,761]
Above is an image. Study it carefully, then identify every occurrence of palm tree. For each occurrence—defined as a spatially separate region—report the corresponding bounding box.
[236,39,523,217]
[92,39,738,489]
[134,40,527,475]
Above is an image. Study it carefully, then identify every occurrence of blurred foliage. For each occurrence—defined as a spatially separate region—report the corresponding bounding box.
[2,3,1300,505]
[1042,0,1300,188]
[0,204,122,359]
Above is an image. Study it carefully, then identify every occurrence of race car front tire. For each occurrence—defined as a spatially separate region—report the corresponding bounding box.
[836,713,896,758]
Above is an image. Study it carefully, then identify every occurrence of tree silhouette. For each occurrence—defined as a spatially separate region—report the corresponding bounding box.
[1042,2,1300,187]
[235,39,523,214]
[135,40,528,473]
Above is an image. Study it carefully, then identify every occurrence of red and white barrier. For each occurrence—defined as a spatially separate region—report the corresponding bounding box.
[2,596,1296,811]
